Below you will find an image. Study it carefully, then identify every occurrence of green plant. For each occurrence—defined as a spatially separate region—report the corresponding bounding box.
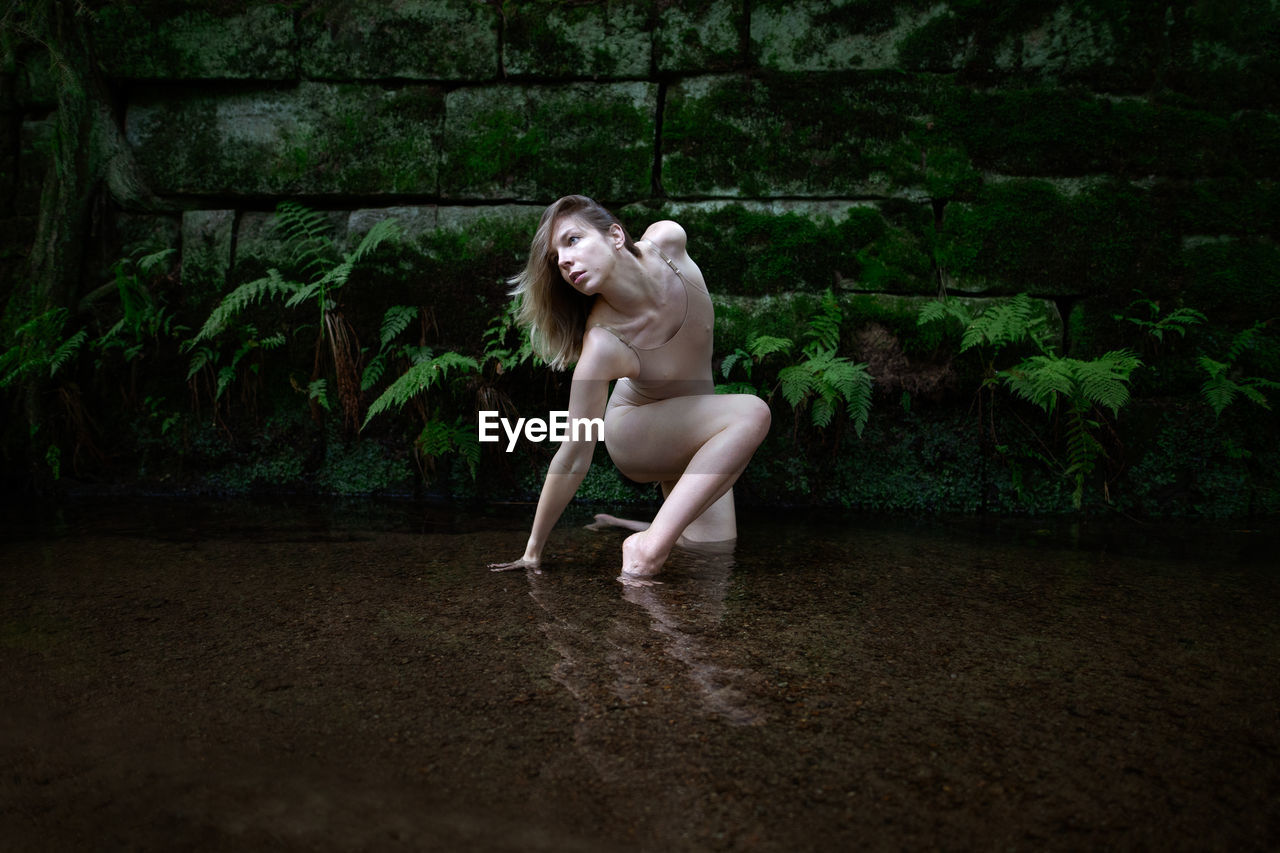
[1112,294,1206,356]
[1199,322,1279,417]
[722,290,873,436]
[920,293,1143,510]
[186,202,401,433]
[1000,349,1142,509]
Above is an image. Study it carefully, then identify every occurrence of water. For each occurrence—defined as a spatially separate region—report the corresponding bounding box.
[1,498,1277,850]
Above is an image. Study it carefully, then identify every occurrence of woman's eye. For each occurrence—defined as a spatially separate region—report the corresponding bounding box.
[568,236,579,246]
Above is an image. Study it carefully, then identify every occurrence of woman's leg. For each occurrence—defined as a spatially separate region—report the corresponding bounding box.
[605,393,770,579]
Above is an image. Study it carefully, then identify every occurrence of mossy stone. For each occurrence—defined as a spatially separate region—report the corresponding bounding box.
[503,0,652,79]
[93,4,296,80]
[1180,238,1280,323]
[654,0,743,72]
[298,0,498,81]
[936,179,1178,298]
[663,74,932,197]
[440,83,655,200]
[656,200,934,297]
[751,0,939,71]
[126,82,444,195]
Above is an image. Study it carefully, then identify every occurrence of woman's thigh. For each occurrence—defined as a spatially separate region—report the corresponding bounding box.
[604,393,766,483]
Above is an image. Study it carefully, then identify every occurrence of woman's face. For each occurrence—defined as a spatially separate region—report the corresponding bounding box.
[551,215,617,295]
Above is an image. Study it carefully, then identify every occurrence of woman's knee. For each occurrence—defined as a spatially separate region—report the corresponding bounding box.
[738,395,771,444]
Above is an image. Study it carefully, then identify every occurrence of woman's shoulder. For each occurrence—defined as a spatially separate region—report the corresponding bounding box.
[640,220,688,254]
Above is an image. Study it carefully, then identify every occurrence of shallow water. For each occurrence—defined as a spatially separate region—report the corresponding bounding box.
[1,498,1277,851]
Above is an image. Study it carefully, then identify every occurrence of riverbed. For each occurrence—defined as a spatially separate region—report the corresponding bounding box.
[2,498,1276,850]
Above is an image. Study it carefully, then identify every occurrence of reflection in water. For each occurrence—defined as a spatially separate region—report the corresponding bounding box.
[620,548,764,726]
[521,542,763,785]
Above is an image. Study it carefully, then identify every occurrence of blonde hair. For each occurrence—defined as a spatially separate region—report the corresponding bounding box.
[508,195,641,370]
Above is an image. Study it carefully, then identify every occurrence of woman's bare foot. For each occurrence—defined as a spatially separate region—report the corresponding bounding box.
[585,513,650,533]
[619,530,669,586]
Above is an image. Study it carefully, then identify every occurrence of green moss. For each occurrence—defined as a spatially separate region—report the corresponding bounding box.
[1180,238,1280,321]
[937,179,1178,297]
[503,0,651,78]
[935,86,1243,178]
[441,84,655,200]
[663,74,926,196]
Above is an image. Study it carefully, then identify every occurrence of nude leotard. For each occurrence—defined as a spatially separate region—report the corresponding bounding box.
[594,240,715,403]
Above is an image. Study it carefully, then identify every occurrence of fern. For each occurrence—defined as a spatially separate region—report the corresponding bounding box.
[1001,350,1140,509]
[961,293,1044,354]
[48,329,87,376]
[748,334,793,359]
[274,201,336,280]
[416,417,481,479]
[1114,297,1206,344]
[805,290,842,352]
[189,269,298,343]
[1199,354,1279,417]
[362,350,480,428]
[380,305,417,348]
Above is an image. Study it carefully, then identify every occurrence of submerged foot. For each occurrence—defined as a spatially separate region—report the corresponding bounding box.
[619,530,669,586]
[586,513,651,533]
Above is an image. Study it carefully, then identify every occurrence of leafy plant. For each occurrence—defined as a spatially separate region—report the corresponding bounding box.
[186,202,401,433]
[1113,295,1206,354]
[723,290,874,436]
[1199,322,1279,417]
[1000,349,1142,510]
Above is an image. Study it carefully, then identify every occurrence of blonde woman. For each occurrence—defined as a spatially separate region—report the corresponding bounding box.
[488,195,770,585]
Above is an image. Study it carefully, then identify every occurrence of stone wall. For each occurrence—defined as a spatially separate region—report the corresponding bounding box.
[3,0,1279,509]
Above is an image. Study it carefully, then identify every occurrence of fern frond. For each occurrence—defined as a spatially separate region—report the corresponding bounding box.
[1076,350,1140,417]
[274,202,335,278]
[917,297,971,329]
[380,305,417,348]
[48,330,86,376]
[1200,373,1236,417]
[747,334,793,359]
[350,217,402,263]
[810,396,835,428]
[720,350,745,380]
[308,379,331,411]
[1001,355,1073,413]
[362,352,480,428]
[778,363,816,409]
[190,269,298,343]
[963,293,1042,353]
[362,353,388,391]
[805,290,842,352]
[715,381,759,396]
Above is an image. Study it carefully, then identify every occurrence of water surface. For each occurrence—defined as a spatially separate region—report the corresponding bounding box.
[2,499,1277,850]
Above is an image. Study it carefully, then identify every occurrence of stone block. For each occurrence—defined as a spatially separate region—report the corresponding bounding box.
[662,74,931,198]
[125,82,444,196]
[933,86,1253,179]
[93,4,297,80]
[643,199,934,297]
[440,82,655,201]
[655,0,743,72]
[231,208,349,286]
[935,179,1179,298]
[181,210,235,309]
[298,0,498,81]
[339,205,542,349]
[503,0,652,78]
[752,0,952,72]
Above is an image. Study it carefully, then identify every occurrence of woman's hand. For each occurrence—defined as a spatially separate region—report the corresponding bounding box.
[488,555,540,574]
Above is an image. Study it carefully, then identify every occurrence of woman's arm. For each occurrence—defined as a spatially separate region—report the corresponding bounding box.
[489,326,635,571]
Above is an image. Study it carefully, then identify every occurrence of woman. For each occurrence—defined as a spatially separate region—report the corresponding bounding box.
[489,196,770,585]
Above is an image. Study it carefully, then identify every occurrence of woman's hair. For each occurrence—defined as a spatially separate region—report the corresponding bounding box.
[508,195,641,370]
